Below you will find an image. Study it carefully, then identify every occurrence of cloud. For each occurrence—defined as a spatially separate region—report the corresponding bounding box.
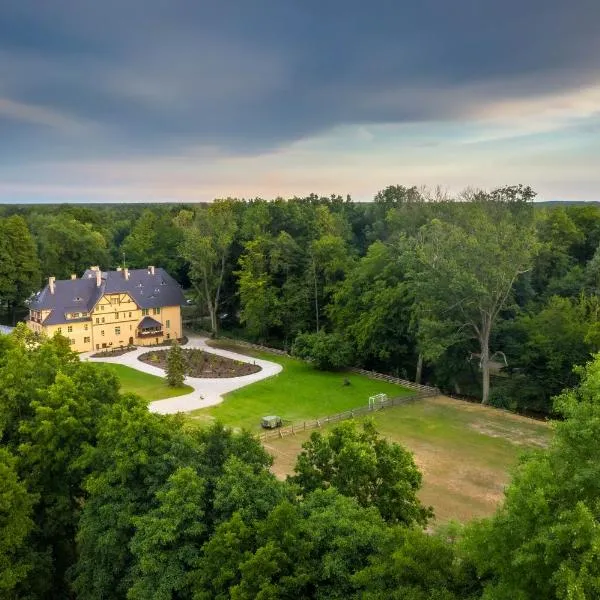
[0,97,92,131]
[0,0,599,200]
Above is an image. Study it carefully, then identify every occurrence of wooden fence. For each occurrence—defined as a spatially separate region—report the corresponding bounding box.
[258,390,438,442]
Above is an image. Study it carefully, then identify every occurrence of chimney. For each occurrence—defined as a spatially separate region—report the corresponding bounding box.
[123,267,130,281]
[96,270,102,287]
[49,276,55,295]
[70,274,76,280]
[148,265,155,275]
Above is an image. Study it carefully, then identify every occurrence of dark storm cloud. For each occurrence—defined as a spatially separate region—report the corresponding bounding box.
[1,0,599,161]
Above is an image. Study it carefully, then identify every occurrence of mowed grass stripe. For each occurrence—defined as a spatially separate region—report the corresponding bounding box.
[188,341,413,431]
[105,363,193,402]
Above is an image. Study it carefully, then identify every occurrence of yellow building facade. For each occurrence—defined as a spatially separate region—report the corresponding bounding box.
[27,266,184,353]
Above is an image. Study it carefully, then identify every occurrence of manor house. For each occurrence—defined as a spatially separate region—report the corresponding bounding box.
[27,266,184,352]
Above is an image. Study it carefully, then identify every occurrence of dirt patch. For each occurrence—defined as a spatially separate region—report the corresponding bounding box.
[91,346,136,358]
[470,422,549,448]
[138,348,262,378]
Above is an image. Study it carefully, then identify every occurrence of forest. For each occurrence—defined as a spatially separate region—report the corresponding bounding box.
[2,187,600,598]
[2,185,600,414]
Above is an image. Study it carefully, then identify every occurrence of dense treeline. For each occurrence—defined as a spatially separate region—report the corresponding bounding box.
[2,188,599,412]
[2,325,600,598]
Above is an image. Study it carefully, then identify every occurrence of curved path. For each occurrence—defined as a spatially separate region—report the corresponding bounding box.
[81,335,282,414]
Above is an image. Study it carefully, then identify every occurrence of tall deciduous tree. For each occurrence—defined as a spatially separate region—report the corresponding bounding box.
[0,216,41,322]
[290,419,431,526]
[407,198,537,404]
[176,202,238,335]
[236,237,281,340]
[0,449,36,598]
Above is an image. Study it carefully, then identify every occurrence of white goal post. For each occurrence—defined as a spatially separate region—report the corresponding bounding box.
[368,393,388,409]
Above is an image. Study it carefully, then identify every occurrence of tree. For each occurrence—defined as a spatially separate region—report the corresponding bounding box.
[194,489,390,600]
[407,199,537,403]
[464,352,600,599]
[0,449,36,597]
[236,237,281,340]
[120,209,184,280]
[166,341,186,387]
[31,215,110,279]
[291,330,353,370]
[176,201,238,335]
[0,216,41,323]
[290,420,432,525]
[329,240,417,377]
[128,467,207,600]
[354,525,478,600]
[496,295,599,413]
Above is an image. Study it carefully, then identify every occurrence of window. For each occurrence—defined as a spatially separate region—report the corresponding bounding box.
[101,330,105,336]
[115,326,121,335]
[57,327,62,333]
[101,317,105,324]
[95,318,99,324]
[84,336,90,343]
[70,338,75,345]
[166,319,170,328]
[142,309,149,316]
[129,312,132,318]
[100,305,105,311]
[84,324,88,331]
[67,325,73,333]
[115,312,119,319]
[130,325,132,330]
[153,307,161,315]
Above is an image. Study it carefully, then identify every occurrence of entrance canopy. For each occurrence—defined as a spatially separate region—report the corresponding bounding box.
[138,316,162,330]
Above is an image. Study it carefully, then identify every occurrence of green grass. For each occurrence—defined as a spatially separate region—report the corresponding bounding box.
[105,363,193,402]
[265,396,551,523]
[188,341,414,431]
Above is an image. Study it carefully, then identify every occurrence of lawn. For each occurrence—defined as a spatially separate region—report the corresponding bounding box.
[187,340,414,431]
[264,395,552,523]
[105,363,193,402]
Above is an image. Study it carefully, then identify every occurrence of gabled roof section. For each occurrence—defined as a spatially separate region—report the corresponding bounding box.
[101,268,185,309]
[138,316,163,329]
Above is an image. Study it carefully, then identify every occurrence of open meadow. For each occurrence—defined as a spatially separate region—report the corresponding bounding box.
[189,341,552,523]
[185,340,414,431]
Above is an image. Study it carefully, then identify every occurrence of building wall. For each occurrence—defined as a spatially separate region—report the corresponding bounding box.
[27,292,182,353]
[46,321,92,353]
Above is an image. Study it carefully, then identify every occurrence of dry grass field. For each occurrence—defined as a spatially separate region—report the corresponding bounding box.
[264,395,551,523]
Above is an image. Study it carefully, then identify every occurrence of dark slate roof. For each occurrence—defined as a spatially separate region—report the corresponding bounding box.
[138,316,163,329]
[30,267,185,326]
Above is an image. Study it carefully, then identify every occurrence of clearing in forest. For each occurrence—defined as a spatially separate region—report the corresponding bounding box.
[266,395,551,523]
[186,340,414,431]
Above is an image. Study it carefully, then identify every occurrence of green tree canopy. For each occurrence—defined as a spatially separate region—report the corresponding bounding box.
[464,352,600,599]
[290,420,431,526]
[407,199,537,403]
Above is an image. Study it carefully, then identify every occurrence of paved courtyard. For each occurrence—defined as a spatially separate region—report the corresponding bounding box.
[82,335,282,414]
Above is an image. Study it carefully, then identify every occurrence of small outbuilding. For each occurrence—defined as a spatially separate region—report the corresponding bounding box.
[261,415,283,429]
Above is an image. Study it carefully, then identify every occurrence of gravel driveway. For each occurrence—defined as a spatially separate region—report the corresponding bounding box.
[81,335,282,414]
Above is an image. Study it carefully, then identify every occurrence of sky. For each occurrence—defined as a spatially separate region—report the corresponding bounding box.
[1,0,599,203]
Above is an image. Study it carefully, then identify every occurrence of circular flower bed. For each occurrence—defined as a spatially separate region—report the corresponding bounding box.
[138,348,261,378]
